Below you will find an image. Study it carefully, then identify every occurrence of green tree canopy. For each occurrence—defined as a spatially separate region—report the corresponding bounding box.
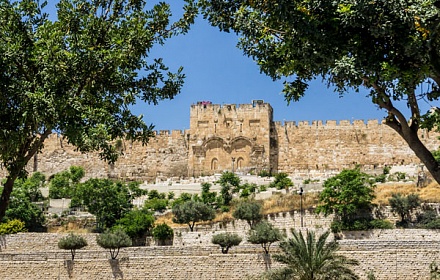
[172,200,215,232]
[49,166,85,199]
[58,233,88,260]
[152,223,174,245]
[0,0,197,221]
[270,173,294,192]
[271,230,359,280]
[217,171,241,206]
[211,232,242,254]
[113,209,155,240]
[316,169,375,223]
[71,179,143,230]
[389,193,421,225]
[232,200,263,228]
[96,228,132,259]
[247,220,282,255]
[200,0,440,184]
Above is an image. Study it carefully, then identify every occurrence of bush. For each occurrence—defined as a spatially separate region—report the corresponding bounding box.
[152,223,174,245]
[113,209,155,240]
[144,198,168,212]
[369,219,394,229]
[58,233,88,260]
[258,170,271,177]
[0,219,27,235]
[211,232,242,254]
[331,218,394,233]
[96,229,132,259]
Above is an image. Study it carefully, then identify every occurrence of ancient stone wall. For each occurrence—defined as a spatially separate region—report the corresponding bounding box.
[3,102,440,181]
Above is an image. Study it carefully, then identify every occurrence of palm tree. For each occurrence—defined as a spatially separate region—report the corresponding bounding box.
[270,230,359,280]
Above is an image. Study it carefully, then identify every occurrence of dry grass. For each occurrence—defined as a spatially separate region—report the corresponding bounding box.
[261,192,319,215]
[373,181,440,205]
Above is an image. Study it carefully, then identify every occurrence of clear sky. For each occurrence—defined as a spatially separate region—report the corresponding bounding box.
[47,2,435,131]
[139,3,434,131]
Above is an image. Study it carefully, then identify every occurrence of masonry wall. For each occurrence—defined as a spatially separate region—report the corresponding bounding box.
[3,103,440,182]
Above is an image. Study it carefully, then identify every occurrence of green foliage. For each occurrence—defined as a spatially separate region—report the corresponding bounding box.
[148,190,166,200]
[167,191,175,200]
[369,219,394,230]
[152,223,174,245]
[416,209,440,229]
[218,171,241,205]
[58,233,88,260]
[4,177,46,231]
[258,170,271,177]
[270,173,293,192]
[71,179,142,230]
[317,169,375,223]
[233,201,263,228]
[331,218,393,233]
[171,192,192,207]
[248,220,283,255]
[271,230,359,280]
[432,150,440,164]
[113,209,155,239]
[389,193,421,226]
[200,0,440,185]
[49,166,85,199]
[144,198,168,212]
[0,219,27,235]
[259,185,268,192]
[211,232,242,254]
[201,182,217,207]
[96,229,132,259]
[172,200,215,232]
[431,261,440,280]
[0,0,198,221]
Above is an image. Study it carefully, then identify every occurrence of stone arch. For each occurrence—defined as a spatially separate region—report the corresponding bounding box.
[236,157,244,170]
[211,158,218,170]
[230,137,254,172]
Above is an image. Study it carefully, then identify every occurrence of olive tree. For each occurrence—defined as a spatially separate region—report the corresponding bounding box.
[172,200,215,232]
[0,0,197,221]
[211,232,242,254]
[96,229,132,259]
[248,220,282,255]
[58,233,88,260]
[232,201,263,228]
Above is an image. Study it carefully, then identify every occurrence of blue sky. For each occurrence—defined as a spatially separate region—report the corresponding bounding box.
[139,3,433,131]
[47,2,434,131]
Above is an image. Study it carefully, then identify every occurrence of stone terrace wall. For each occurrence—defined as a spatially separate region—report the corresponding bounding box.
[2,230,440,279]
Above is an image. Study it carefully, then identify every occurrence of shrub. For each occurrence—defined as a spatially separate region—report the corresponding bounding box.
[212,232,242,254]
[113,209,155,240]
[369,219,394,229]
[58,233,88,260]
[0,219,27,235]
[389,193,421,226]
[152,223,174,245]
[258,170,271,177]
[144,198,168,212]
[96,229,132,259]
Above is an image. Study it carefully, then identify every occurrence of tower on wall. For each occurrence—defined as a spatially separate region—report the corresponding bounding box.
[187,101,274,177]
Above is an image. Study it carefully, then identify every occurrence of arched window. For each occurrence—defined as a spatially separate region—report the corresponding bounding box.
[211,158,218,170]
[237,157,244,170]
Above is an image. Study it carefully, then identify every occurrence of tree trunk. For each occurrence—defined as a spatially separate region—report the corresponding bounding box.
[386,123,440,184]
[0,175,19,221]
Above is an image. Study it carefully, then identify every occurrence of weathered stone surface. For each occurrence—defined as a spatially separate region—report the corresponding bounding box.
[2,102,437,182]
